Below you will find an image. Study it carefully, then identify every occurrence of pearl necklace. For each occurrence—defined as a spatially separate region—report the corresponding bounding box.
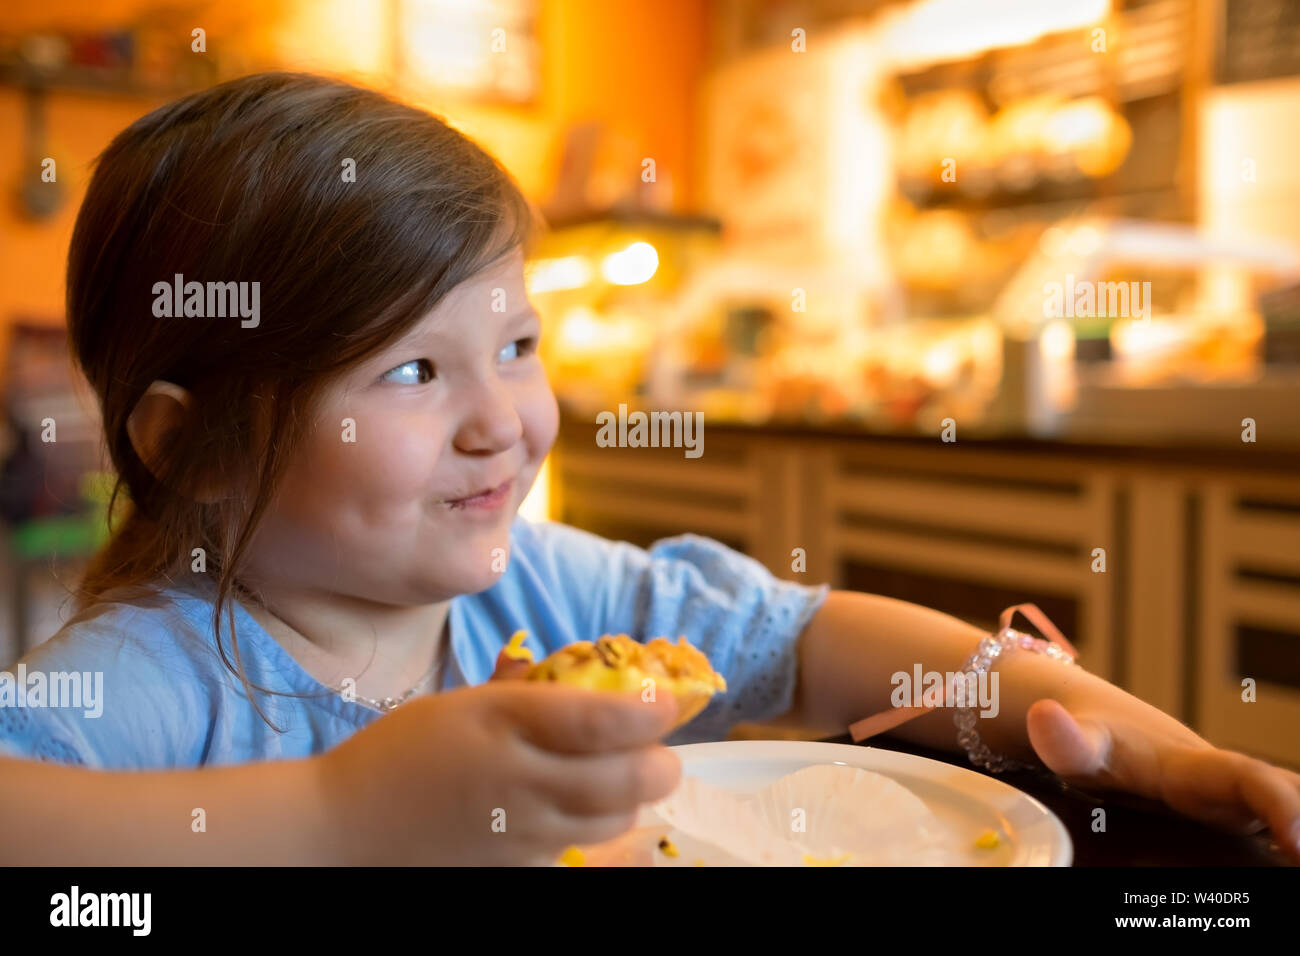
[338,631,448,713]
[248,594,450,713]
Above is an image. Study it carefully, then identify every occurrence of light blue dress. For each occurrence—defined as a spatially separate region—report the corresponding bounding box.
[0,519,829,768]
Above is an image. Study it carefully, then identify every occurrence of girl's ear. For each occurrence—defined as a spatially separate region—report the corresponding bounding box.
[126,380,221,503]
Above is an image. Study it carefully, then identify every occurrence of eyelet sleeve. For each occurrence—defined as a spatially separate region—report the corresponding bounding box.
[0,703,92,767]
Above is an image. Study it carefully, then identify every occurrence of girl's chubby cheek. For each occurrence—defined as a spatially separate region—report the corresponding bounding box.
[520,379,559,458]
[297,410,443,499]
[353,417,444,496]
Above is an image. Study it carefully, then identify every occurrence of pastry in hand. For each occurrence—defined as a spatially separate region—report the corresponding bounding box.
[518,632,726,730]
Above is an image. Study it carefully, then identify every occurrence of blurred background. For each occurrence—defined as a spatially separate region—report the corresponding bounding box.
[0,0,1297,765]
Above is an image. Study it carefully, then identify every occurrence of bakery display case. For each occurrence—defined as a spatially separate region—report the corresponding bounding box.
[538,0,1300,447]
[990,217,1300,443]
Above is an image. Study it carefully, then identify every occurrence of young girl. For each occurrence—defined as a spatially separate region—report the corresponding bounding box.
[2,72,1297,866]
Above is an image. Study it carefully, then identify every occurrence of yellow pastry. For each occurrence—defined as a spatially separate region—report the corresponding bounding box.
[502,629,534,662]
[803,852,854,867]
[526,634,726,730]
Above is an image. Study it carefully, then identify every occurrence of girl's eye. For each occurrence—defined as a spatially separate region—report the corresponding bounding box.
[498,337,536,363]
[381,359,435,385]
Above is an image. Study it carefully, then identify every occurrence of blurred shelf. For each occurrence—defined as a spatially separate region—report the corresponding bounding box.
[542,207,722,233]
[0,62,209,100]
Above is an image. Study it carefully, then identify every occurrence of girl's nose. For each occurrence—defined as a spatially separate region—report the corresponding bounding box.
[452,377,524,455]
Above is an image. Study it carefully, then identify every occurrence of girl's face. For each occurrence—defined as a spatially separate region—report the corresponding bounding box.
[244,245,558,604]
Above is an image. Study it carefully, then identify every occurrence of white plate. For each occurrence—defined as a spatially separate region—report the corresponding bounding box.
[633,740,1072,866]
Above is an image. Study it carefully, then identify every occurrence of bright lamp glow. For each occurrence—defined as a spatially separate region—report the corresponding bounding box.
[922,342,961,387]
[1040,320,1076,362]
[557,307,603,349]
[526,256,593,294]
[888,0,1110,66]
[601,242,659,285]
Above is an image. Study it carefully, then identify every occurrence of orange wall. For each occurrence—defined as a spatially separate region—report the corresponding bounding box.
[0,89,162,329]
[0,0,707,367]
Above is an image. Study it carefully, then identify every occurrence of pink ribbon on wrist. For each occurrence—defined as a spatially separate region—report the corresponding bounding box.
[847,603,1079,744]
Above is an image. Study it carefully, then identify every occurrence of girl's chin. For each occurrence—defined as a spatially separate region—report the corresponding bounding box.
[446,565,508,597]
[421,543,512,597]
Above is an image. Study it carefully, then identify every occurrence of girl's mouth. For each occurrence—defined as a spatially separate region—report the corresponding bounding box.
[445,479,514,511]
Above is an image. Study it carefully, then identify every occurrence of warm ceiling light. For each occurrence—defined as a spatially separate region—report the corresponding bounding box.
[601,242,659,285]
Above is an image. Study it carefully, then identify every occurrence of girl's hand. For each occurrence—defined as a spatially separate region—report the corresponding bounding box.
[1025,697,1300,863]
[316,682,680,865]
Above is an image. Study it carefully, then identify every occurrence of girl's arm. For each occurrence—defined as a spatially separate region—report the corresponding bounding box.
[0,755,336,865]
[786,590,1300,861]
[0,681,682,866]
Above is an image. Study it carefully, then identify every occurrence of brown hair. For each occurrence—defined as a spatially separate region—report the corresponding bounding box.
[66,72,536,726]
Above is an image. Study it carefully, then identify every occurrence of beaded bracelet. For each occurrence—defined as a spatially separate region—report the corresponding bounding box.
[847,603,1080,773]
[952,623,1078,773]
